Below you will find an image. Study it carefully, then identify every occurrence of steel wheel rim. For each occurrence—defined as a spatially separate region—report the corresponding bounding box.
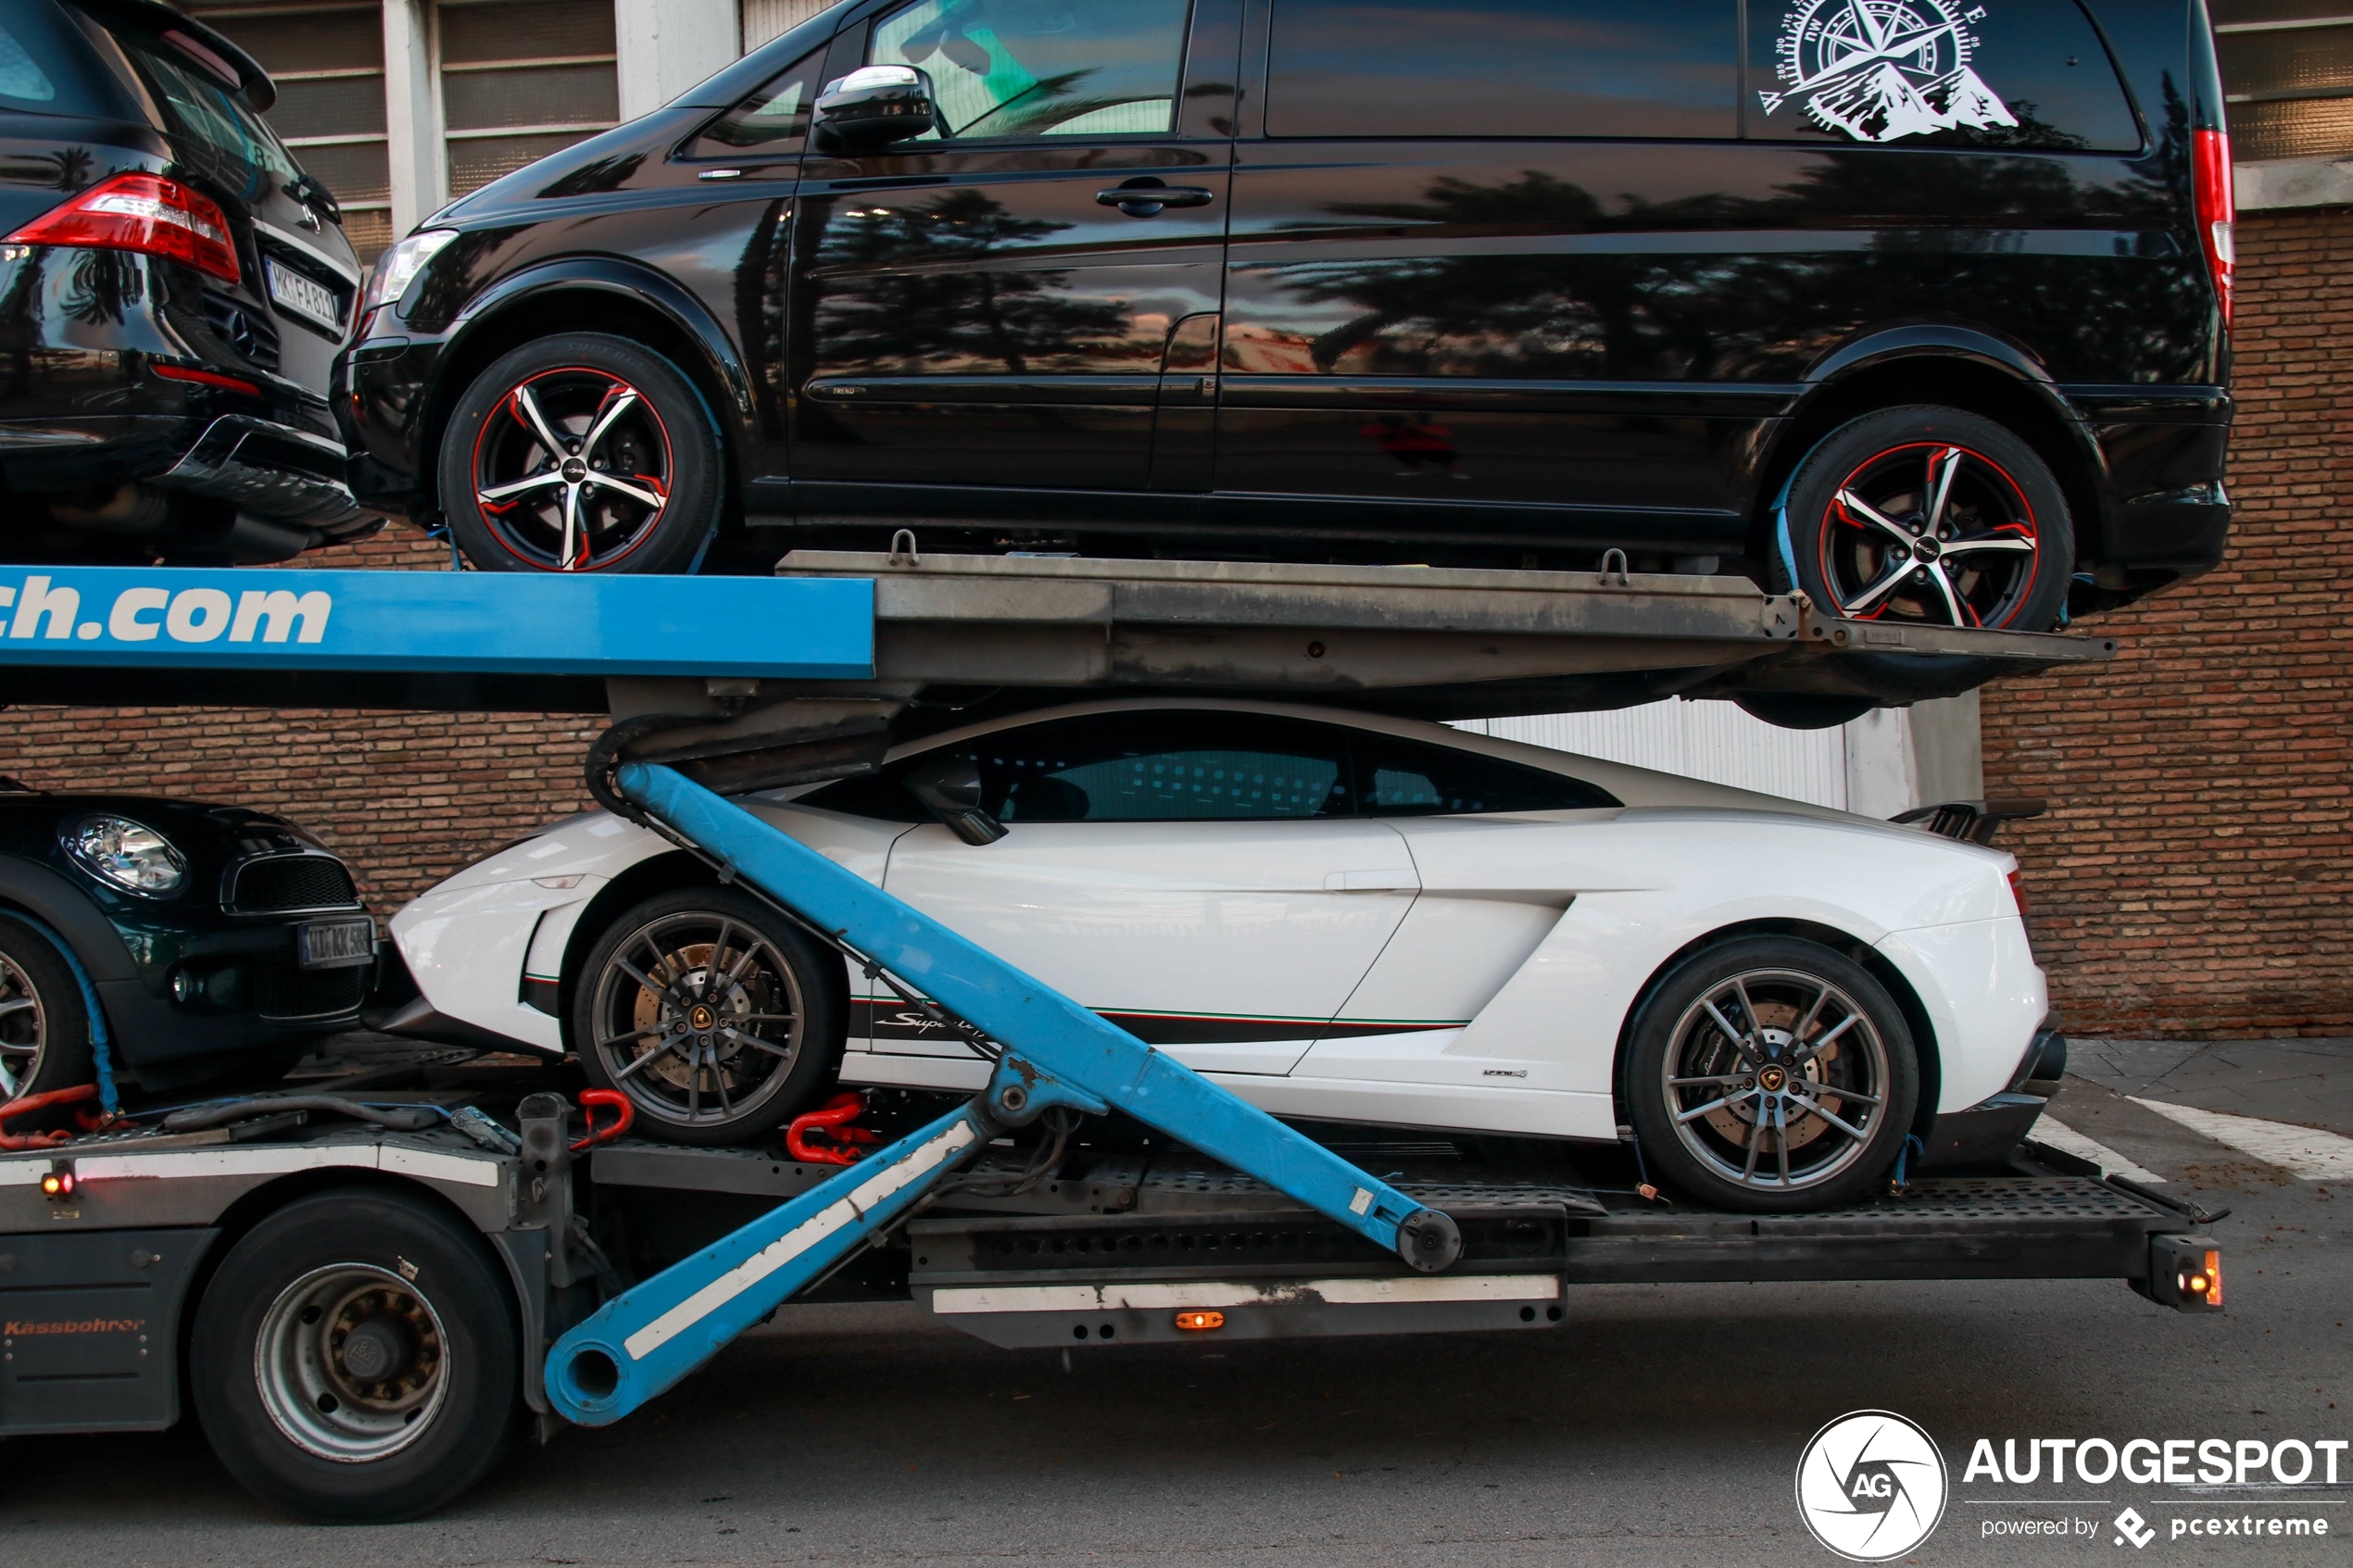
[1817,441,2040,628]
[588,910,805,1129]
[1660,967,1891,1193]
[471,366,673,571]
[254,1262,450,1462]
[0,952,47,1098]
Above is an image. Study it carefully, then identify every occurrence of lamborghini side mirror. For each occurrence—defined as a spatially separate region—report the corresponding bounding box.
[903,754,1006,846]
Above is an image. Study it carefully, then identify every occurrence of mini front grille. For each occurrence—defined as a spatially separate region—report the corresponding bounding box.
[254,963,368,1021]
[227,853,359,913]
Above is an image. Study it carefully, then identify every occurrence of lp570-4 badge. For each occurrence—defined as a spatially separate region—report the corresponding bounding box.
[1762,0,2019,143]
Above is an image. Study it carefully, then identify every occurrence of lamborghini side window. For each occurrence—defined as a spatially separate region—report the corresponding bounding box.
[962,712,1353,822]
[867,0,1190,139]
[1353,734,1619,816]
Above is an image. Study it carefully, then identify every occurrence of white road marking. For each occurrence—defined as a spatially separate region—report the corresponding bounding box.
[2127,1098,2353,1182]
[2034,1116,2166,1184]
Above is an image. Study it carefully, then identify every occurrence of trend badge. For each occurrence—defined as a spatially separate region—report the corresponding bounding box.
[1795,1410,1951,1561]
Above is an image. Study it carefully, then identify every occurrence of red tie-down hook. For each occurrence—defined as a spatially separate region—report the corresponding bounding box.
[570,1088,634,1152]
[0,1083,111,1151]
[786,1090,882,1166]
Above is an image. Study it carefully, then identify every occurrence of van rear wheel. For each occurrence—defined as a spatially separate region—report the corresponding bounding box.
[1774,405,2073,701]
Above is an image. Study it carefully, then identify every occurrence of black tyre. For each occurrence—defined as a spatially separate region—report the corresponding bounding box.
[189,1187,524,1524]
[1773,405,2073,701]
[1626,936,1919,1213]
[438,332,723,574]
[0,914,93,1104]
[573,887,843,1146]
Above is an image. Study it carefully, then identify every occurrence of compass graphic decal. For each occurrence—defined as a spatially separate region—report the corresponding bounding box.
[1763,0,2019,143]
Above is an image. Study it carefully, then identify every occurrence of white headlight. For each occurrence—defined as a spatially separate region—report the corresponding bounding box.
[362,228,457,318]
[64,816,187,897]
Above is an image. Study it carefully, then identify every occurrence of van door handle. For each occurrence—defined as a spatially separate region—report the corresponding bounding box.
[1097,181,1215,215]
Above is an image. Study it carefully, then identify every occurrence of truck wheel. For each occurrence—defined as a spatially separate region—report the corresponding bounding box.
[0,914,93,1103]
[1774,405,2072,701]
[439,332,723,574]
[189,1187,524,1523]
[573,886,843,1146]
[1626,936,1919,1213]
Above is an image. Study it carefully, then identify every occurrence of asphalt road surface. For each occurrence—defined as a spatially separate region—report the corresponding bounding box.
[10,1041,2348,1568]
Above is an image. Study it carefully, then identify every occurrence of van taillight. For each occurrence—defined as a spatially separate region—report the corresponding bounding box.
[2193,127,2234,331]
[6,172,240,284]
[2007,869,2030,921]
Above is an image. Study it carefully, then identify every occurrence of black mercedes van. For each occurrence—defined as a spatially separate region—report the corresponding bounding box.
[337,0,2232,651]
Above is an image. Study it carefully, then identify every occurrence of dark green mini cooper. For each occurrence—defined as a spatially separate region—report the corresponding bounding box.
[0,785,373,1101]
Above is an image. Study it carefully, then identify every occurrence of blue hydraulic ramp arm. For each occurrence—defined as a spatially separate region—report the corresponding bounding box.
[544,763,1465,1426]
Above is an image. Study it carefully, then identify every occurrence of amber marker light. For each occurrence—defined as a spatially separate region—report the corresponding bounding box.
[40,1166,74,1198]
[1174,1311,1225,1331]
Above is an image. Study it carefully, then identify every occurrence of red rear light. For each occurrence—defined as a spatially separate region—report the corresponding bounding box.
[2193,127,2234,331]
[2007,869,2031,921]
[6,172,240,284]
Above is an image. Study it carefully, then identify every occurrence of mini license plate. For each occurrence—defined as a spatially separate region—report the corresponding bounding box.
[266,257,342,332]
[298,916,376,970]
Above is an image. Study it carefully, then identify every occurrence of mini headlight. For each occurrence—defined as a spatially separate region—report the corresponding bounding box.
[64,815,186,896]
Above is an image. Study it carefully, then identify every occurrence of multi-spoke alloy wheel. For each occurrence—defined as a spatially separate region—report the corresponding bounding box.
[0,916,90,1104]
[574,888,842,1145]
[439,332,724,575]
[470,367,673,571]
[1819,442,2040,627]
[1775,405,2074,703]
[1628,937,1919,1212]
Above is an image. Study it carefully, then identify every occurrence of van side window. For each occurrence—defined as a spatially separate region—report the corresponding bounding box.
[689,48,822,156]
[1743,0,2139,151]
[1265,0,1739,140]
[868,0,1191,139]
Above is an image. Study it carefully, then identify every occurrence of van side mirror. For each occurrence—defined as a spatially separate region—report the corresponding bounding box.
[903,754,1007,846]
[812,64,940,153]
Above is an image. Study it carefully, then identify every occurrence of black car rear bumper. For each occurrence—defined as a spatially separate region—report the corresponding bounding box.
[0,411,364,531]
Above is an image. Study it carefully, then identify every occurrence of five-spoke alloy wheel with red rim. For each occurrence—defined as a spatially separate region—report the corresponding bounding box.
[438,332,723,574]
[1775,406,2074,702]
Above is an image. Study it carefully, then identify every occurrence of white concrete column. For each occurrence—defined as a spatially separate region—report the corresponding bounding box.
[383,0,444,240]
[616,0,742,119]
[1841,691,1983,820]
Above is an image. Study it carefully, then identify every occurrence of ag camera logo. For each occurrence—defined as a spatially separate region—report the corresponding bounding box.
[1796,1410,1949,1562]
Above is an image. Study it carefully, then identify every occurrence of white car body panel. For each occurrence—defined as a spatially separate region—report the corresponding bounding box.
[875,817,1419,1076]
[388,697,2047,1143]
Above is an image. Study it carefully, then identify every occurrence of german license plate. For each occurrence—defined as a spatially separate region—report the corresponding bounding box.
[298,916,376,970]
[266,257,342,332]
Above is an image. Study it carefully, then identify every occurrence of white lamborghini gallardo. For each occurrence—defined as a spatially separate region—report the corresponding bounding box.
[388,698,2055,1211]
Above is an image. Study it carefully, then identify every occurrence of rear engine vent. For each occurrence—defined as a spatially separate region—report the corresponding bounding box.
[255,964,368,1021]
[229,853,359,912]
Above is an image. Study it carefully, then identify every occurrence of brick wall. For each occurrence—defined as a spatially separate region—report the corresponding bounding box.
[1,533,596,914]
[1980,205,2353,1037]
